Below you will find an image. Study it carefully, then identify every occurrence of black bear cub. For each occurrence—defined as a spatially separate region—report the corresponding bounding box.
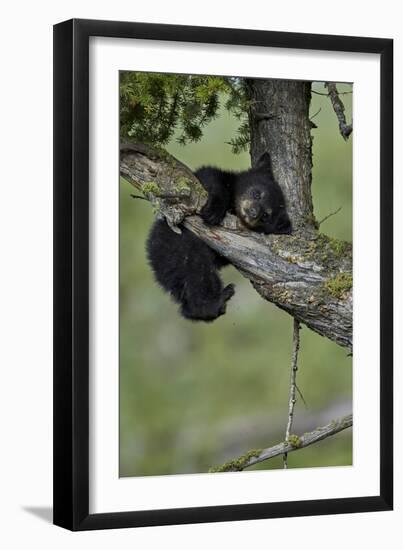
[146,152,291,322]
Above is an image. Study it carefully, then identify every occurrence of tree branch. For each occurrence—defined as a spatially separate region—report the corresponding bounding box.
[325,82,353,141]
[283,319,301,468]
[208,414,352,472]
[120,142,353,351]
[318,206,343,226]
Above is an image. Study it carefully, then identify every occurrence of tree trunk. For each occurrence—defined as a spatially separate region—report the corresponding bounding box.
[246,79,315,230]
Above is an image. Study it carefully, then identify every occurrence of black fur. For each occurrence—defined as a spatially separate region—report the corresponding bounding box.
[146,152,291,322]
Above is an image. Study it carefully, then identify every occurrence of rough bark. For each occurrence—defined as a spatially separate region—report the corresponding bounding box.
[246,79,315,230]
[120,142,352,351]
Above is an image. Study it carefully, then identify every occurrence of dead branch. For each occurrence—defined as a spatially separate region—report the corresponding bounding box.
[283,319,301,468]
[325,82,353,140]
[209,414,353,472]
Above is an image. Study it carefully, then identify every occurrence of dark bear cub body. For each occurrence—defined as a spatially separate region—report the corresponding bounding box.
[146,152,291,321]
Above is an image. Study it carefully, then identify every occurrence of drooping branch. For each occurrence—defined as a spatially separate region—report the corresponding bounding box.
[325,82,353,141]
[120,142,353,351]
[208,414,352,472]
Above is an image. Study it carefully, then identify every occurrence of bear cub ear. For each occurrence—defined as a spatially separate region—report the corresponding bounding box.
[255,151,274,177]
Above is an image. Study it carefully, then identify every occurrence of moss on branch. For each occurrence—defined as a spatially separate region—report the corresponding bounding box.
[208,414,352,473]
[208,449,262,473]
[325,272,353,299]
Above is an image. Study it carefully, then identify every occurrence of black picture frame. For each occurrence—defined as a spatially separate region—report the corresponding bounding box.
[53,18,393,531]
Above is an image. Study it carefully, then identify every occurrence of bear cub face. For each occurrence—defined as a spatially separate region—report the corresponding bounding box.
[234,154,292,235]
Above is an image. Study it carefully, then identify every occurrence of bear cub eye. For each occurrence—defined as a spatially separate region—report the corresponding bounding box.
[252,190,261,200]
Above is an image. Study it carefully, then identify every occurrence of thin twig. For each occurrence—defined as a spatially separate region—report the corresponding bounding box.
[131,192,187,201]
[130,194,148,201]
[295,383,307,408]
[312,90,352,96]
[309,107,321,129]
[318,206,342,226]
[283,319,301,469]
[310,107,322,120]
[209,414,353,472]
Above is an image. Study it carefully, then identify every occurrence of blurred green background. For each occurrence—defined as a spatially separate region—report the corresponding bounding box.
[120,81,353,477]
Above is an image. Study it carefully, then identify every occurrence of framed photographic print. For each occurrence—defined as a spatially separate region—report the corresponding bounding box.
[53,19,393,530]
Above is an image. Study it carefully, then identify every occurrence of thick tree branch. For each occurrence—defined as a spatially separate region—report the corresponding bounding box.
[120,143,352,351]
[209,414,352,472]
[120,142,207,232]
